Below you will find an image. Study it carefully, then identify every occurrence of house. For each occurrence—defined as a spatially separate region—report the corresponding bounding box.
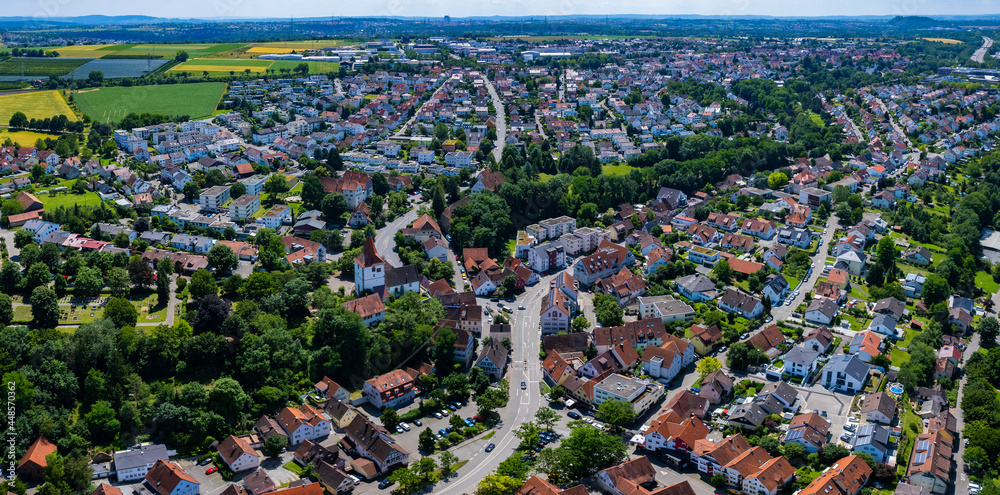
[821,355,870,394]
[694,433,751,477]
[718,289,763,319]
[796,455,871,495]
[354,237,387,296]
[343,414,409,472]
[23,220,61,244]
[514,476,589,495]
[217,435,261,473]
[114,444,170,482]
[905,430,954,495]
[637,295,694,323]
[698,370,733,404]
[362,369,415,409]
[674,274,717,303]
[475,340,510,380]
[595,317,670,353]
[143,460,199,495]
[540,286,573,334]
[282,236,328,265]
[867,313,899,338]
[748,325,785,357]
[593,374,663,416]
[784,346,821,380]
[859,392,896,425]
[17,437,57,481]
[805,298,838,325]
[276,405,331,445]
[903,246,932,265]
[341,294,386,327]
[802,326,834,353]
[851,423,891,463]
[314,461,354,494]
[849,331,883,363]
[762,274,789,303]
[873,297,905,319]
[572,241,634,287]
[401,213,443,243]
[665,390,710,419]
[904,273,926,298]
[741,456,795,495]
[229,195,261,221]
[783,412,830,453]
[324,400,359,431]
[777,227,812,249]
[688,324,723,355]
[16,191,43,212]
[314,376,350,403]
[760,381,798,411]
[596,457,697,495]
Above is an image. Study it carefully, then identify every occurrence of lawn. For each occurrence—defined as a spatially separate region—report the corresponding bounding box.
[0,58,91,77]
[783,274,801,289]
[808,111,824,126]
[602,164,634,175]
[898,263,931,278]
[0,129,64,146]
[0,90,77,122]
[976,271,1000,295]
[537,173,554,183]
[36,190,103,210]
[74,82,227,122]
[899,327,920,348]
[889,348,910,368]
[170,58,272,76]
[268,60,341,74]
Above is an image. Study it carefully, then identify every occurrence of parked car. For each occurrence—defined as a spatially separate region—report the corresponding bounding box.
[400,422,411,431]
[485,443,495,452]
[378,480,395,490]
[518,305,525,310]
[396,425,404,434]
[205,467,218,475]
[413,419,423,426]
[199,458,213,466]
[567,411,581,419]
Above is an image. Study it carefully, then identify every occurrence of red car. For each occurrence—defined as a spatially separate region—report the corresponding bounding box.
[205,467,218,475]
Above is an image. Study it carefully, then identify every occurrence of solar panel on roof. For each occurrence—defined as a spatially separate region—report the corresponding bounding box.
[917,439,929,451]
[914,452,927,464]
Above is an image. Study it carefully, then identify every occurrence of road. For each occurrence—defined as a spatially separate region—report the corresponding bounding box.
[373,206,419,267]
[973,36,994,63]
[444,272,553,494]
[771,214,839,322]
[483,75,506,163]
[954,332,980,495]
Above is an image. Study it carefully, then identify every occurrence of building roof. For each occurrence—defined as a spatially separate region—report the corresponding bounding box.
[144,459,199,495]
[797,455,871,495]
[873,297,905,318]
[694,433,751,467]
[748,324,784,352]
[906,430,954,482]
[514,476,588,495]
[804,326,834,349]
[18,437,57,471]
[785,346,821,367]
[825,355,871,382]
[354,236,385,268]
[785,412,830,449]
[93,484,123,495]
[852,423,890,454]
[218,435,261,468]
[859,392,896,419]
[113,444,170,471]
[341,294,386,319]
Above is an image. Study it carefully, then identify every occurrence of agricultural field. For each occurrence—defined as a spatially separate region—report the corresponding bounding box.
[112,43,245,58]
[74,82,226,122]
[65,59,170,79]
[0,57,91,77]
[268,60,340,74]
[33,44,120,58]
[251,40,352,50]
[0,90,77,122]
[922,37,963,44]
[169,58,271,76]
[0,129,64,146]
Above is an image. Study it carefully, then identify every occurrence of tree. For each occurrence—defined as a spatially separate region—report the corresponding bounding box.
[514,421,541,449]
[321,193,350,220]
[439,451,459,477]
[31,286,59,328]
[922,274,949,306]
[387,467,422,495]
[597,399,636,430]
[0,293,12,327]
[711,259,734,283]
[104,296,138,328]
[434,327,458,367]
[419,428,436,452]
[25,263,51,291]
[207,244,239,273]
[534,408,559,431]
[182,181,201,202]
[502,274,518,296]
[432,182,446,218]
[8,111,28,129]
[127,258,155,290]
[265,175,290,194]
[593,293,624,327]
[964,445,989,474]
[85,400,120,442]
[191,294,231,334]
[768,172,788,190]
[476,474,521,495]
[263,434,287,457]
[230,181,246,199]
[106,267,130,296]
[157,267,171,305]
[208,378,250,427]
[189,269,218,299]
[979,316,1000,347]
[14,229,33,249]
[0,261,21,289]
[301,174,326,209]
[819,444,850,466]
[782,441,806,461]
[696,357,722,378]
[380,407,400,430]
[536,424,628,482]
[571,316,590,332]
[476,387,504,416]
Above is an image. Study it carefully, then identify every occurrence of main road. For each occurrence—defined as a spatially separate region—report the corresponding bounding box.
[444,272,554,494]
[972,36,994,63]
[373,207,419,268]
[483,74,506,163]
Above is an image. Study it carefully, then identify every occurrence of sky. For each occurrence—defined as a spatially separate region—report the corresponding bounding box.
[10,0,1000,19]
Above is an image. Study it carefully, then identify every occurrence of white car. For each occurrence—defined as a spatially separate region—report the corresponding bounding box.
[400,422,411,431]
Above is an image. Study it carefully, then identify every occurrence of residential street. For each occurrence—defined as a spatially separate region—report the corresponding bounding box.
[483,75,506,163]
[771,214,839,322]
[954,333,980,495]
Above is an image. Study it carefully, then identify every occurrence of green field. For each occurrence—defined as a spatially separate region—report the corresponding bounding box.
[170,58,272,76]
[808,111,824,126]
[0,58,90,77]
[0,90,77,122]
[37,190,102,210]
[74,82,227,122]
[976,271,1000,294]
[268,60,341,74]
[602,164,635,175]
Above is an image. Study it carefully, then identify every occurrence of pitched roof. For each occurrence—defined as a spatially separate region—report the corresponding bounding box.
[17,437,57,470]
[797,455,872,495]
[515,476,588,495]
[748,325,784,352]
[144,459,199,495]
[694,433,751,466]
[341,294,386,319]
[92,484,123,495]
[354,236,385,268]
[218,435,261,468]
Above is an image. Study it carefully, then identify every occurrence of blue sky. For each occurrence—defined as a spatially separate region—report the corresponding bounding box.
[11,0,1000,19]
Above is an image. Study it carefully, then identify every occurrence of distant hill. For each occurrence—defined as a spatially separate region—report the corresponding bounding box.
[888,16,943,28]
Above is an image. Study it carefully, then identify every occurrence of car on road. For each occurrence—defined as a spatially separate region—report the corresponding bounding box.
[205,467,218,475]
[521,381,527,390]
[810,262,815,268]
[378,480,395,490]
[413,419,423,426]
[485,443,495,452]
[503,307,512,314]
[567,411,581,419]
[718,345,728,353]
[445,234,452,242]
[740,333,749,340]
